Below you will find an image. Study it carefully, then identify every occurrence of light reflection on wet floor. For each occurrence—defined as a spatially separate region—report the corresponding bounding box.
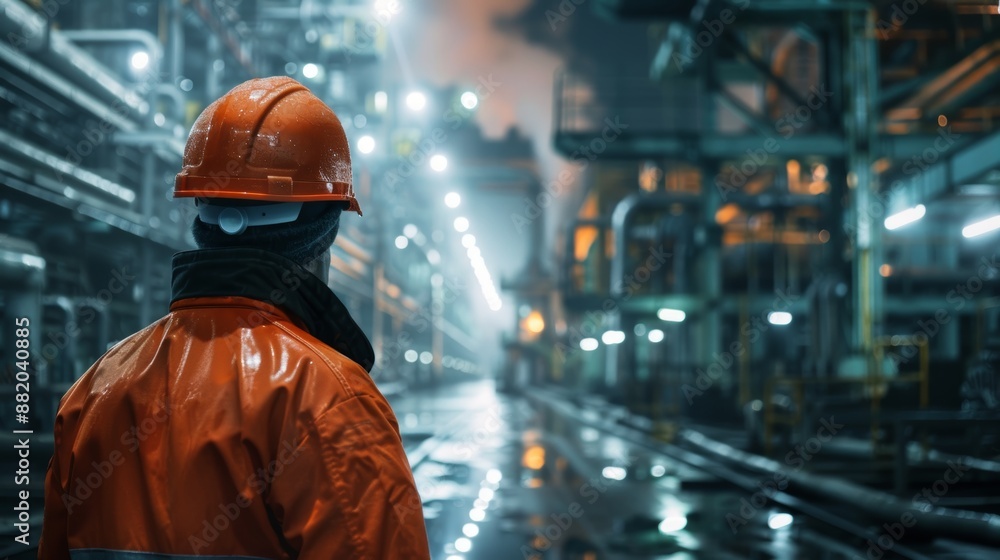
[387,380,930,560]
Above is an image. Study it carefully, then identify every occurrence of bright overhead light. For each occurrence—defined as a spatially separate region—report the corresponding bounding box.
[445,192,461,208]
[580,338,598,351]
[657,308,686,322]
[419,351,433,364]
[302,63,320,79]
[394,235,408,249]
[884,204,925,230]
[406,91,426,111]
[601,466,626,480]
[462,523,479,538]
[962,214,1000,238]
[403,224,418,238]
[659,515,688,533]
[461,91,478,110]
[430,154,448,172]
[374,0,400,21]
[601,330,625,345]
[486,469,502,483]
[768,513,794,530]
[357,135,375,154]
[374,90,388,113]
[767,311,792,325]
[130,51,150,70]
[455,537,472,553]
[404,350,418,363]
[462,234,476,248]
[469,508,485,521]
[454,216,469,232]
[648,329,664,343]
[427,250,440,265]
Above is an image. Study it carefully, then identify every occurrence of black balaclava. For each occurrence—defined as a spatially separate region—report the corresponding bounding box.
[191,201,346,267]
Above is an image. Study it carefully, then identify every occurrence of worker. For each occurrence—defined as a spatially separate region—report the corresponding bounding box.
[39,77,431,559]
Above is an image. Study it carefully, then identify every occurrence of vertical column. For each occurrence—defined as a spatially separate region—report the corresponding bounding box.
[169,0,184,81]
[938,241,960,360]
[139,150,156,326]
[431,278,443,382]
[700,160,724,392]
[206,34,222,101]
[846,8,883,357]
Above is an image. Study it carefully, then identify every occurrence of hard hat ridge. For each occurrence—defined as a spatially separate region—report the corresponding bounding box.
[174,76,361,215]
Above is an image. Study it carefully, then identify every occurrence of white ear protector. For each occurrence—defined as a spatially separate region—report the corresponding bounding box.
[196,200,305,235]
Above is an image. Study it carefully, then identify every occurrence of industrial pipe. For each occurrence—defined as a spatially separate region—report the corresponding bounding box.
[0,0,147,118]
[59,29,164,71]
[609,192,699,299]
[681,429,1000,547]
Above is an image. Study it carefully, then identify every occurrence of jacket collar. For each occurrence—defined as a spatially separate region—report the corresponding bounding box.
[170,248,375,372]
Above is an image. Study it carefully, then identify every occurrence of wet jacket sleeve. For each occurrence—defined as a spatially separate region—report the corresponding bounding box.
[267,392,431,559]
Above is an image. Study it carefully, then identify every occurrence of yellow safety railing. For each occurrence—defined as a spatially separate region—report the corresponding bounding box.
[763,336,929,455]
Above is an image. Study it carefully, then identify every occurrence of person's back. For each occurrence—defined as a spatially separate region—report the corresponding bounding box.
[39,77,431,559]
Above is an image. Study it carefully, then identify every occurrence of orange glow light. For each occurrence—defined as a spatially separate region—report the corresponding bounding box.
[523,445,545,470]
[523,310,545,334]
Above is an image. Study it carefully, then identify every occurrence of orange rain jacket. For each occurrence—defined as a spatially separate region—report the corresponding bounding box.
[39,248,431,559]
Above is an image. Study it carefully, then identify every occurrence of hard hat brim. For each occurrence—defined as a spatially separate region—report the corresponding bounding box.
[174,175,362,215]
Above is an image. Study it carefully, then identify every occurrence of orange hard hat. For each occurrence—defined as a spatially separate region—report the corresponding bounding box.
[174,76,361,215]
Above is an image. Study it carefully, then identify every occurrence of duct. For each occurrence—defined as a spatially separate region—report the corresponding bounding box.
[0,0,147,119]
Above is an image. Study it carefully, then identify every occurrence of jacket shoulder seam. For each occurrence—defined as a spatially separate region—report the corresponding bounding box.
[270,320,358,399]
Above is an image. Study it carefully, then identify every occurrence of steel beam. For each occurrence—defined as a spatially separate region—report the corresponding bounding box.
[722,30,833,129]
[885,126,1000,211]
[710,75,775,138]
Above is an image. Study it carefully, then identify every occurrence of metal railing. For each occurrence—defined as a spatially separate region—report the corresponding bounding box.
[554,70,704,139]
[763,335,929,455]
